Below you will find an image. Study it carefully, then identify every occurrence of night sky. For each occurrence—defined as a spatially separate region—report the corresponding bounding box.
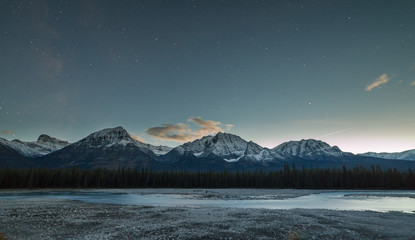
[1,0,415,153]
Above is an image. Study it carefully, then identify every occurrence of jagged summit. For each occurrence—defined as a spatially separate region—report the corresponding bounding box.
[38,134,53,142]
[272,139,344,159]
[0,134,69,157]
[211,132,239,141]
[73,126,172,155]
[84,126,130,142]
[273,139,336,151]
[37,134,69,145]
[171,132,249,161]
[204,132,246,151]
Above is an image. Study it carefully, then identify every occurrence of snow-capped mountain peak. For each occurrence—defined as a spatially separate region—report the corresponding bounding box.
[272,139,344,159]
[84,126,130,143]
[37,134,68,144]
[75,126,172,155]
[0,134,70,157]
[35,134,69,152]
[173,132,248,160]
[201,132,248,159]
[78,126,137,148]
[171,134,347,162]
[170,133,288,162]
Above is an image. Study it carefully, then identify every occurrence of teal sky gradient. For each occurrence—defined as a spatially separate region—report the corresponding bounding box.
[1,0,414,153]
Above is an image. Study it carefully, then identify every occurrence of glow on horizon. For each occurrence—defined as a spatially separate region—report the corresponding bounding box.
[249,115,415,154]
[332,138,415,154]
[259,136,415,154]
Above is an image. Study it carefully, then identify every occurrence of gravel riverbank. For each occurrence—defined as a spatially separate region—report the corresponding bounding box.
[0,189,414,239]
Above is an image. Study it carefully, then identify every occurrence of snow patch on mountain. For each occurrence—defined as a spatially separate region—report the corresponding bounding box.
[224,154,244,162]
[193,151,204,157]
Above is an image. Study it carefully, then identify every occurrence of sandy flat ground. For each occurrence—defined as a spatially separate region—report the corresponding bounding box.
[0,189,414,239]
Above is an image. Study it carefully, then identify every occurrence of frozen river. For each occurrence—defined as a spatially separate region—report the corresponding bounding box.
[1,189,414,213]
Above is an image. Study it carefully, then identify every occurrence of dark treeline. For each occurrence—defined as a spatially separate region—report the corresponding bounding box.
[0,164,414,189]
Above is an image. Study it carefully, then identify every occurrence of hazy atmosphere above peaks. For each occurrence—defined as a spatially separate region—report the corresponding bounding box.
[1,0,415,153]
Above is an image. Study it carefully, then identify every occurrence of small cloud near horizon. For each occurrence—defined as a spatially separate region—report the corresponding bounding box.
[146,117,233,142]
[366,73,390,91]
[2,130,14,135]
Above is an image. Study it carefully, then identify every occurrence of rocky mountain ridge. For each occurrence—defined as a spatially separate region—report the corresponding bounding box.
[2,126,415,170]
[0,134,69,157]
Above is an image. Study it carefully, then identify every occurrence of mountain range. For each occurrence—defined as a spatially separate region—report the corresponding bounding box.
[358,150,415,161]
[1,126,415,170]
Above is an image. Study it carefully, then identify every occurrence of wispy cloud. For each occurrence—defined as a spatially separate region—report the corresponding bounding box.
[146,124,191,142]
[320,128,352,138]
[146,117,233,142]
[411,81,415,86]
[2,130,14,135]
[188,117,226,137]
[366,74,390,91]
